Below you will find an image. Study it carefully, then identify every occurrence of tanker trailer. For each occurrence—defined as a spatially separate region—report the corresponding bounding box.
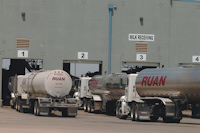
[10,69,78,117]
[117,67,200,123]
[83,73,127,115]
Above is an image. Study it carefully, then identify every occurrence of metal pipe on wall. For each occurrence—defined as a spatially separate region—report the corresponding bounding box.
[108,4,113,74]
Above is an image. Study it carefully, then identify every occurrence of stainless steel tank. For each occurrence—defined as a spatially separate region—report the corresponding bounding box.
[89,73,127,100]
[21,70,72,98]
[136,67,200,103]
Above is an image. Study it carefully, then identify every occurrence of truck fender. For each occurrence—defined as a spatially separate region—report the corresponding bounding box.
[155,97,173,105]
[73,92,79,99]
[119,95,126,102]
[121,100,127,114]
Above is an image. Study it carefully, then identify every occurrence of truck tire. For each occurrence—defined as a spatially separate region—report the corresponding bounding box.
[116,103,127,119]
[131,103,135,121]
[163,110,182,123]
[134,104,139,121]
[192,104,200,118]
[17,99,21,112]
[34,101,40,116]
[10,99,15,109]
[62,109,68,117]
[150,116,159,121]
[15,100,19,112]
[106,101,116,115]
[87,100,94,113]
[83,99,88,112]
[18,101,24,113]
[163,117,181,123]
[116,104,120,118]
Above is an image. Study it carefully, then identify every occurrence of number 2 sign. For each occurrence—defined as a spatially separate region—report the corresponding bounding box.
[78,52,88,59]
[18,50,28,58]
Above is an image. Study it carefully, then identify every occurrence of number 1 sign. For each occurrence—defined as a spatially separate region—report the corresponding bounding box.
[18,50,28,58]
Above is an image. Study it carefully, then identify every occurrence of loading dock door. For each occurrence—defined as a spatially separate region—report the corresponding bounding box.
[63,60,102,78]
[1,59,43,106]
[122,62,160,74]
[179,63,200,68]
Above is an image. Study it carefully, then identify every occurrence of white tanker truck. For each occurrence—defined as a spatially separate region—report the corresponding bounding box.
[9,69,78,117]
[116,67,200,123]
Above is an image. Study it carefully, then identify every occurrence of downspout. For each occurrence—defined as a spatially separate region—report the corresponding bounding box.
[108,4,113,74]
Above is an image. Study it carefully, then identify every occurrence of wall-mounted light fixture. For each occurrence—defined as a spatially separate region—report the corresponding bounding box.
[22,12,25,17]
[140,17,143,26]
[140,17,143,22]
[114,4,117,10]
[21,12,25,21]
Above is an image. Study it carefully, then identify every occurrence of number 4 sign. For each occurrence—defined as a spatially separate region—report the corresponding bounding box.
[18,50,28,58]
[78,52,88,59]
[193,56,200,63]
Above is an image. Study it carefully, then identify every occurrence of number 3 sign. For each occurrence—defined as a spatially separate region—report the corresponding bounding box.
[136,54,146,61]
[78,52,88,59]
[18,50,28,58]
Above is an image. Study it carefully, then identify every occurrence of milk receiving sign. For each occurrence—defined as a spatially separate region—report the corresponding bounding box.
[129,34,155,42]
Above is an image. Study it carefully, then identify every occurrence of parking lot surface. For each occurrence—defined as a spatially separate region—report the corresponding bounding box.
[0,107,200,133]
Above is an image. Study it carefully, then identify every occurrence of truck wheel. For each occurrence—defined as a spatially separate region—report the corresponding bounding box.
[116,104,120,118]
[87,100,92,113]
[34,101,40,116]
[48,109,52,116]
[19,101,24,113]
[134,105,139,121]
[106,101,116,115]
[150,116,159,121]
[10,99,15,109]
[191,104,200,118]
[163,117,180,123]
[83,99,88,112]
[62,109,68,117]
[131,104,135,121]
[17,100,21,112]
[116,104,127,119]
[15,100,19,111]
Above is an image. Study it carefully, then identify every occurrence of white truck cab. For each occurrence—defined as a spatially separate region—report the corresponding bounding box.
[73,77,92,107]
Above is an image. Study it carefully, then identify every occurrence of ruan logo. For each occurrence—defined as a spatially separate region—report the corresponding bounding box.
[141,76,167,86]
[52,77,65,81]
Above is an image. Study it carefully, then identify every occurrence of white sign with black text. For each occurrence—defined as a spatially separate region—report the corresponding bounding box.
[18,50,28,58]
[136,54,146,61]
[192,55,200,63]
[129,34,155,42]
[78,52,88,59]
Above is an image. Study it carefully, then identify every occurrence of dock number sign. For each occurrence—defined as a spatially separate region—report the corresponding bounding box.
[18,50,28,58]
[193,56,200,63]
[78,52,88,59]
[136,54,146,61]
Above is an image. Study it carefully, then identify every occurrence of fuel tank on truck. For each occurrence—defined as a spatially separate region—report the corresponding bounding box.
[136,67,200,103]
[89,73,127,99]
[21,70,72,98]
